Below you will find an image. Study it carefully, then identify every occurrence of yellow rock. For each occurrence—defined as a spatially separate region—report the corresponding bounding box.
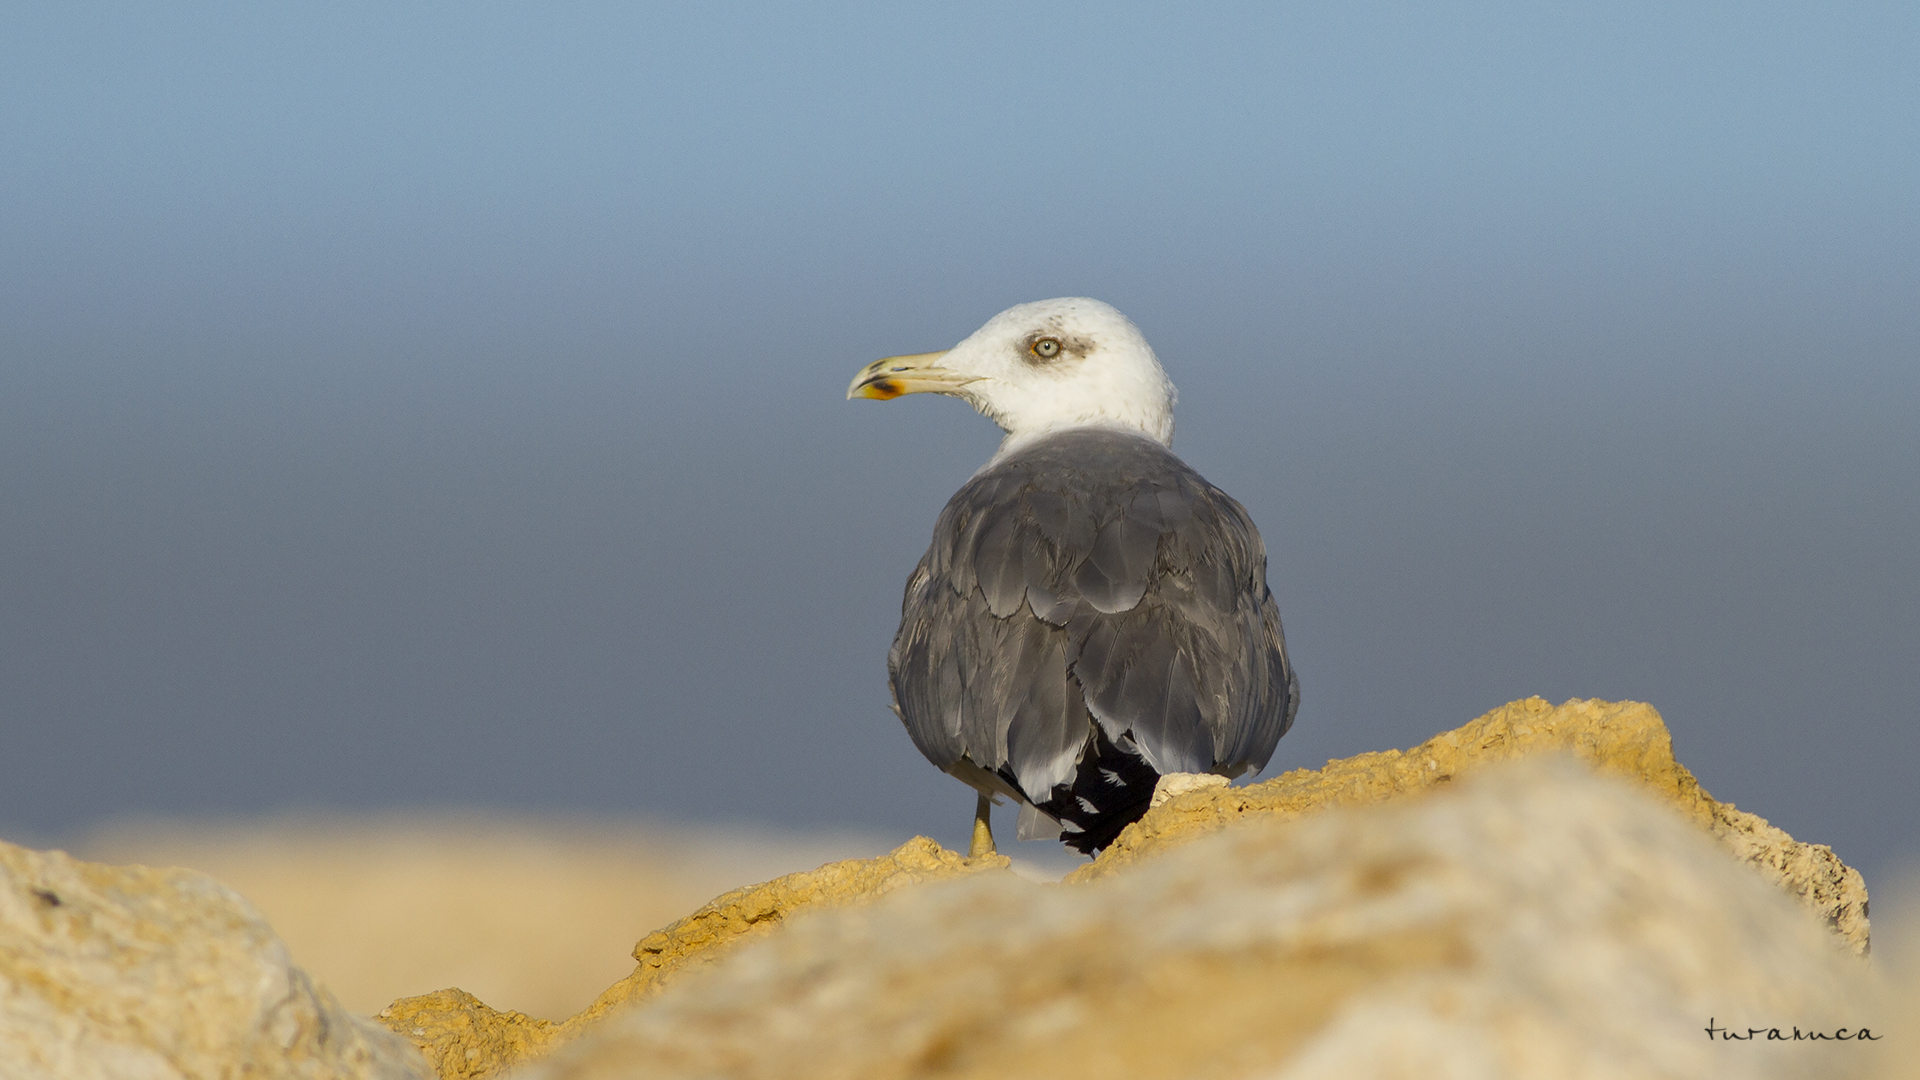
[379,835,1007,1077]
[376,990,554,1080]
[527,758,1882,1080]
[376,699,1873,1079]
[1074,697,1870,955]
[581,833,1005,1024]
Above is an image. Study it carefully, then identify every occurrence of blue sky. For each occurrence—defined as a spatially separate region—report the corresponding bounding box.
[2,3,1915,884]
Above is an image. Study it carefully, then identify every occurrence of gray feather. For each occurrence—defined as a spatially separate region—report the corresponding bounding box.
[887,428,1297,803]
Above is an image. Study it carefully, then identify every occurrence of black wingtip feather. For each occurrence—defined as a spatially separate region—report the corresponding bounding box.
[1007,725,1161,856]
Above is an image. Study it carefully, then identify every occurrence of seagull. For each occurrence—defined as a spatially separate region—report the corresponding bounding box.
[849,298,1298,857]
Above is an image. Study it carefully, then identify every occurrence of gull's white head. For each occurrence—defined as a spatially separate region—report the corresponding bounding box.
[848,298,1177,453]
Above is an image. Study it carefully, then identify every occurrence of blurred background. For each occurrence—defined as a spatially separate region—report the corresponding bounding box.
[2,1,1914,1019]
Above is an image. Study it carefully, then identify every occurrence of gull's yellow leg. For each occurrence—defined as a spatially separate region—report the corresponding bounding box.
[968,792,997,859]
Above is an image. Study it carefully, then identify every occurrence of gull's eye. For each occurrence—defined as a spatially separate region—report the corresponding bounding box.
[1031,337,1062,360]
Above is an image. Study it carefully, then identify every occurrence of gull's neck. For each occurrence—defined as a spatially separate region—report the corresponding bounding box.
[987,417,1174,467]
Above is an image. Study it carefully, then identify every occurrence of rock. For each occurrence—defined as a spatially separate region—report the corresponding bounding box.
[1079,697,1871,955]
[380,835,1006,1076]
[608,834,1005,1014]
[376,990,554,1080]
[0,840,430,1080]
[382,698,1873,1079]
[525,757,1880,1080]
[1148,771,1230,808]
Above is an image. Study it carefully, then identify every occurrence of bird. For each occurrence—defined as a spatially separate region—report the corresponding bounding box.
[848,298,1298,858]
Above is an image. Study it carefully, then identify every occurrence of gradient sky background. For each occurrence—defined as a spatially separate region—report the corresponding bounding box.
[2,3,1915,886]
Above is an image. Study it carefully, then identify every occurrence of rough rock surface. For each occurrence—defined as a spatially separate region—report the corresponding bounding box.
[0,840,430,1080]
[1148,771,1230,808]
[528,758,1879,1080]
[379,836,1005,1078]
[379,698,1873,1080]
[1078,697,1871,955]
[375,990,555,1080]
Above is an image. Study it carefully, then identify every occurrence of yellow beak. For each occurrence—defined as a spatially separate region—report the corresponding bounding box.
[846,351,973,400]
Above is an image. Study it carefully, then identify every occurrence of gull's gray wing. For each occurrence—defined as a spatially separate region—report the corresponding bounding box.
[887,428,1297,805]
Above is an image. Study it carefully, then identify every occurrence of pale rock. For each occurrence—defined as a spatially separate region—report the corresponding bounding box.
[382,699,1875,1078]
[0,840,431,1080]
[1148,771,1230,808]
[527,758,1879,1080]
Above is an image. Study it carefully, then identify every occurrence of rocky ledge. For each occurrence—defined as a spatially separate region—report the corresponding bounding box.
[0,700,1887,1080]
